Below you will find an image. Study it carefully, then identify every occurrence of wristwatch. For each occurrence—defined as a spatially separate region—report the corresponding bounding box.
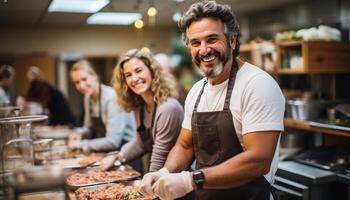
[192,170,205,189]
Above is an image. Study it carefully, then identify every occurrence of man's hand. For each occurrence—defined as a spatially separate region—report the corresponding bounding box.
[68,132,82,149]
[152,171,194,200]
[139,168,169,197]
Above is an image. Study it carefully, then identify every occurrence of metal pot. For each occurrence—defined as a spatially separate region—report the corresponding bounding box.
[0,115,47,174]
[286,99,338,121]
[0,106,21,118]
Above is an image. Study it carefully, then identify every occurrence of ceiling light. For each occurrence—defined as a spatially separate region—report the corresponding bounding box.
[172,12,182,22]
[174,0,185,2]
[147,6,157,17]
[141,47,151,53]
[49,0,110,13]
[87,12,142,25]
[134,19,144,29]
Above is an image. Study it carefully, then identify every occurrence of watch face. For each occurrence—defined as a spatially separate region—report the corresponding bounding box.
[193,170,205,188]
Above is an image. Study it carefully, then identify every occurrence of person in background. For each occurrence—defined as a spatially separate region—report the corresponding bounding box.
[154,53,187,106]
[20,66,76,126]
[27,65,45,81]
[0,65,15,106]
[101,49,183,172]
[139,1,285,200]
[69,59,135,152]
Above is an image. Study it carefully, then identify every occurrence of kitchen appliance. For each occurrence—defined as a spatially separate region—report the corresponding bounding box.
[0,115,48,172]
[5,165,69,200]
[0,106,21,118]
[293,146,350,171]
[275,161,338,200]
[0,115,48,199]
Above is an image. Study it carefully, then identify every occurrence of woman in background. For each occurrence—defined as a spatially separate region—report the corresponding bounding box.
[69,60,135,152]
[21,66,76,126]
[101,49,183,172]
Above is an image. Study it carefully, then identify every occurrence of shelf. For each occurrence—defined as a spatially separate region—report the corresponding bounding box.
[284,118,350,138]
[239,42,276,73]
[277,68,305,74]
[276,41,350,73]
[276,40,302,47]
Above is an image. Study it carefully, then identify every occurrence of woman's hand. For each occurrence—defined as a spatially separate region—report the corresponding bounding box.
[100,154,118,170]
[68,132,82,149]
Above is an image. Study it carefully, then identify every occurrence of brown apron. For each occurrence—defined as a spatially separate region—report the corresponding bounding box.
[137,104,157,153]
[90,84,106,139]
[191,60,272,200]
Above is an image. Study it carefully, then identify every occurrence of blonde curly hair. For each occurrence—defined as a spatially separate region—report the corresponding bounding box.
[112,49,178,112]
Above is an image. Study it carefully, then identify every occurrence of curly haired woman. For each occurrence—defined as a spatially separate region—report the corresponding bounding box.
[102,49,184,172]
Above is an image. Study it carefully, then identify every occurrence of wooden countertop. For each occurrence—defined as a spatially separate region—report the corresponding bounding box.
[284,118,350,138]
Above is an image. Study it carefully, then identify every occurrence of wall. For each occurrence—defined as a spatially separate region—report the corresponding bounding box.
[0,26,174,55]
[247,0,348,41]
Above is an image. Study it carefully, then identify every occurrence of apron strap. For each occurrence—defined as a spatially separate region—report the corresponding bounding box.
[223,59,238,110]
[89,83,103,118]
[271,185,280,200]
[194,57,238,112]
[193,79,208,112]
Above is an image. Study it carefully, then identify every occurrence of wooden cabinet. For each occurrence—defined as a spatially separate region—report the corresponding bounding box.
[13,54,56,96]
[276,41,350,74]
[239,41,276,73]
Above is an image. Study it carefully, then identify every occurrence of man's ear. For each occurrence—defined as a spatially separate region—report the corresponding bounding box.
[229,36,237,49]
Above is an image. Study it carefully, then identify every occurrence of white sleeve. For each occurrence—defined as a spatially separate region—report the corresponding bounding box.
[241,74,285,134]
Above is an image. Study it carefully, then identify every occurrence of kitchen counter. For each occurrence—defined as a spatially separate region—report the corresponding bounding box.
[284,118,350,138]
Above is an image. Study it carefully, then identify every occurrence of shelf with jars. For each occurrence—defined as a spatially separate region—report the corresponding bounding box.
[276,41,350,74]
[239,41,276,73]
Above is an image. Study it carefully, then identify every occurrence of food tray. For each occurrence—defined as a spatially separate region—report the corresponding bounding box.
[51,154,122,169]
[33,139,66,152]
[34,147,84,165]
[34,126,73,139]
[66,165,141,189]
[74,180,154,200]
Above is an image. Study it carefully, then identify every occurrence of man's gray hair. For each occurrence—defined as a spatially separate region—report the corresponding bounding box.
[178,0,241,57]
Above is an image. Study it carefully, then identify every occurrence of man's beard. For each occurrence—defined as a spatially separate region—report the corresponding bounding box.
[193,47,231,78]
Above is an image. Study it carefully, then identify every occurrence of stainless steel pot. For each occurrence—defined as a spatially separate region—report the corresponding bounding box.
[0,115,47,174]
[0,106,21,118]
[286,99,338,121]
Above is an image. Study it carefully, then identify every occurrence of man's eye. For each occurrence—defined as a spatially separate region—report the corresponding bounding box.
[207,38,218,43]
[190,41,200,47]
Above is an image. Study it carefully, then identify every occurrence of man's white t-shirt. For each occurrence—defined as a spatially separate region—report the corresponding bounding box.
[182,62,285,184]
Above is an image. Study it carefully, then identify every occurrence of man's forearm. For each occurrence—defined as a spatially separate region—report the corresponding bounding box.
[202,132,280,189]
[202,150,270,189]
[164,144,194,173]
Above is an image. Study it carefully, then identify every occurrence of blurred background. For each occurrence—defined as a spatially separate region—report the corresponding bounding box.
[1,0,350,121]
[1,1,350,199]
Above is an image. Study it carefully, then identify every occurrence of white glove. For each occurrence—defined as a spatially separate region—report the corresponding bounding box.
[152,171,194,200]
[139,168,169,197]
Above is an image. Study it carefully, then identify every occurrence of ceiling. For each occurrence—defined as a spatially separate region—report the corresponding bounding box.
[0,0,300,28]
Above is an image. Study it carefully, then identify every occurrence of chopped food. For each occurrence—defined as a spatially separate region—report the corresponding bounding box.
[75,184,152,200]
[67,168,140,186]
